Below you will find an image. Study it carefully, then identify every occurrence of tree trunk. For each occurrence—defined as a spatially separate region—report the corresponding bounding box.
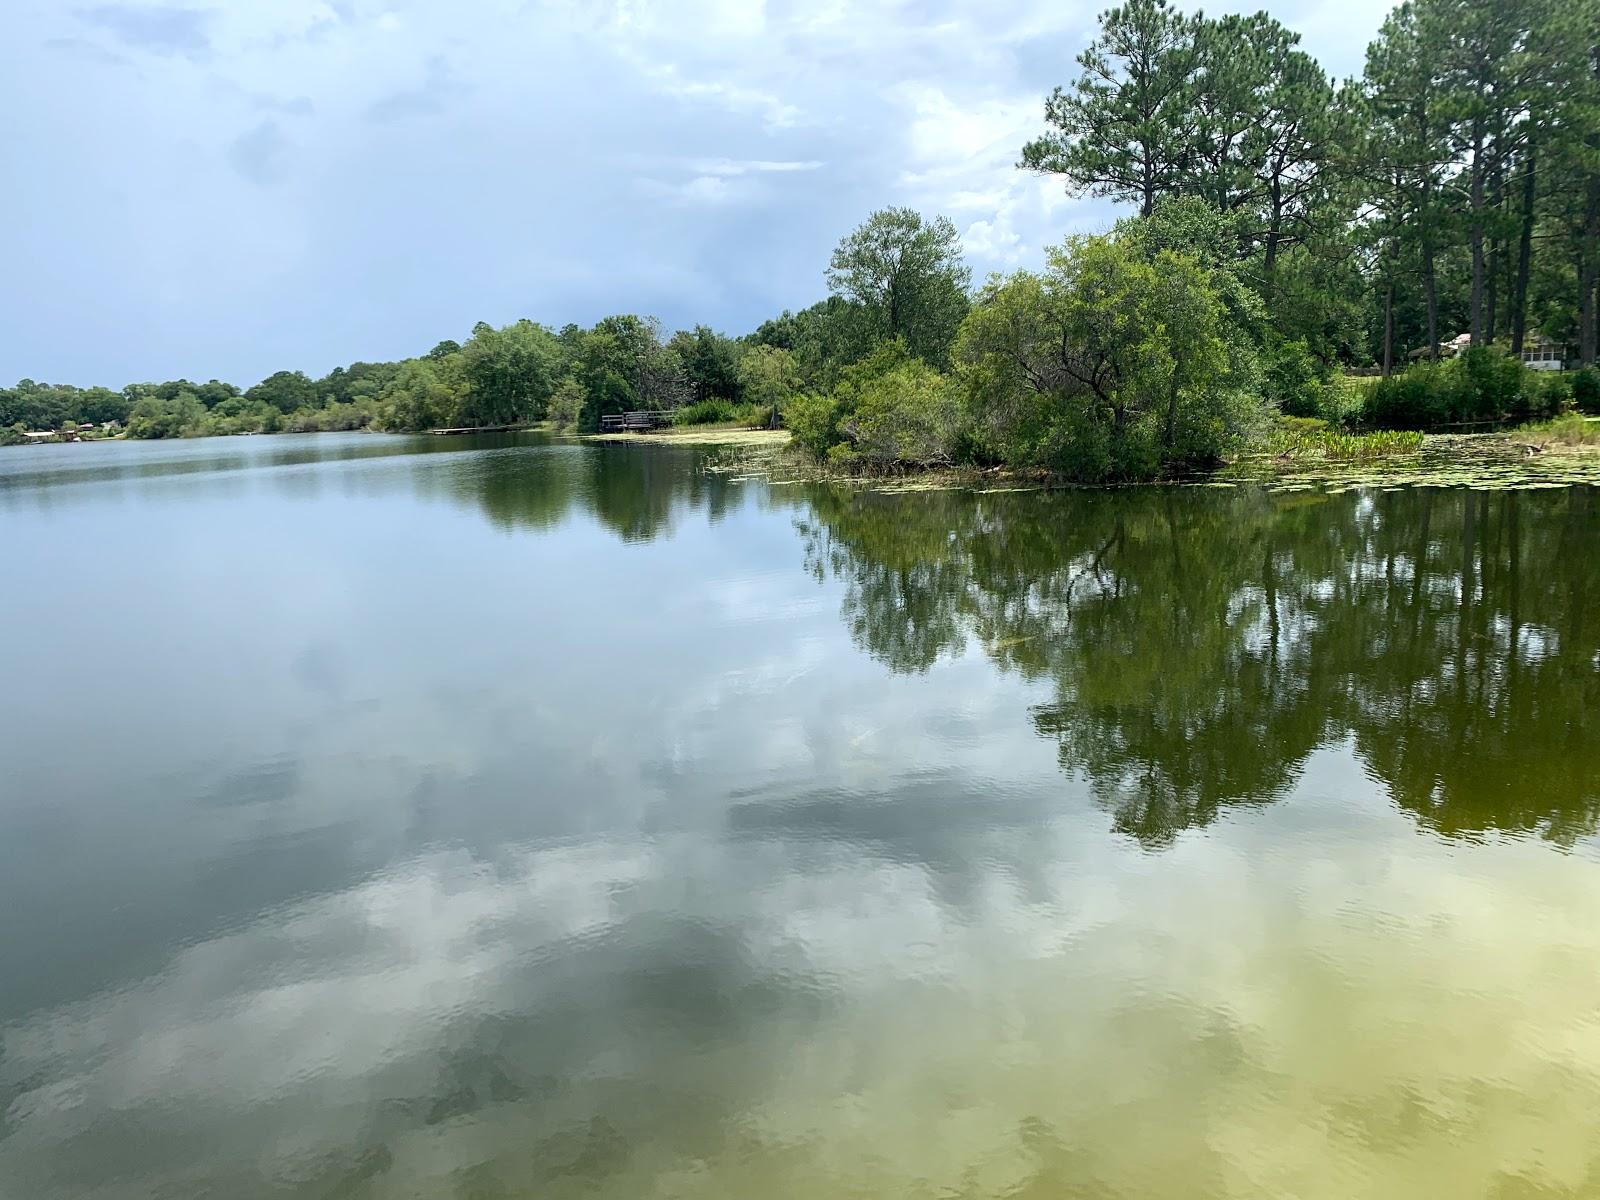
[1422,231,1440,360]
[1420,170,1439,358]
[1511,143,1536,356]
[1468,121,1486,346]
[1383,280,1395,377]
[1486,240,1499,345]
[1264,178,1283,279]
[1582,175,1600,366]
[1485,163,1503,344]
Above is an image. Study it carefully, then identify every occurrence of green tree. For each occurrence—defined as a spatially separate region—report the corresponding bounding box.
[956,228,1257,479]
[1364,2,1453,360]
[735,345,799,429]
[546,377,586,433]
[569,315,687,429]
[668,326,742,403]
[750,297,875,389]
[1021,0,1199,217]
[126,391,208,439]
[826,208,971,366]
[457,319,564,426]
[375,360,463,431]
[245,370,319,414]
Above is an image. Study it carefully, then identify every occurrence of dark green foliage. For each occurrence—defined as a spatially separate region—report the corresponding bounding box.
[1570,368,1600,414]
[749,297,875,391]
[788,341,962,468]
[246,370,319,414]
[457,320,563,426]
[668,326,742,404]
[1265,341,1332,418]
[955,229,1263,480]
[1365,349,1567,428]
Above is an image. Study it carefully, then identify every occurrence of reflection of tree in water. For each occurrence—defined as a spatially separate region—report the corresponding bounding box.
[1339,488,1599,842]
[800,484,1600,847]
[443,437,745,541]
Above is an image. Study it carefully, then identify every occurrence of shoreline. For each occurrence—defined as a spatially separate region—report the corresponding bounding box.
[678,426,1600,494]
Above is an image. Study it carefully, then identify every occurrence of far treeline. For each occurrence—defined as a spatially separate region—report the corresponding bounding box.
[6,0,1600,480]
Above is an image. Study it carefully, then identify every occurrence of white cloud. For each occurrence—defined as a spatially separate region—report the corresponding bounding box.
[1,0,1400,383]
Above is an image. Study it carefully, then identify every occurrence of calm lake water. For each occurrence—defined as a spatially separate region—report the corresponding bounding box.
[2,431,1598,1199]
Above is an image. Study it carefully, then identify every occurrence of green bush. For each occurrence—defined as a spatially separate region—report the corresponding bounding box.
[1318,375,1376,428]
[1570,367,1600,415]
[954,233,1262,481]
[1264,340,1329,418]
[1365,349,1565,429]
[831,359,963,467]
[785,391,843,457]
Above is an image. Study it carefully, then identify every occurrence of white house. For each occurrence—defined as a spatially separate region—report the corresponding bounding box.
[1517,336,1566,371]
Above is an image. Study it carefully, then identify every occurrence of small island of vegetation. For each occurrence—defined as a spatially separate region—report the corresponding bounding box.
[7,0,1600,488]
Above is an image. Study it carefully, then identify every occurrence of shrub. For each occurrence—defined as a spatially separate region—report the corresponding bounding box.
[1570,367,1600,415]
[1264,340,1329,418]
[832,359,963,467]
[954,234,1263,481]
[1365,349,1560,429]
[1318,375,1375,428]
[785,391,846,458]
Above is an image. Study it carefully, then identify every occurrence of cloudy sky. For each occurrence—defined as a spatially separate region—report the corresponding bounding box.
[4,0,1393,388]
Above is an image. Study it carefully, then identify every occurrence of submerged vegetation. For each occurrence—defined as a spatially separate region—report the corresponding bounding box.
[8,0,1600,486]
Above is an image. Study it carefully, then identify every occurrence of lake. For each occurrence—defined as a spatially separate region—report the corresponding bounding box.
[2,431,1597,1199]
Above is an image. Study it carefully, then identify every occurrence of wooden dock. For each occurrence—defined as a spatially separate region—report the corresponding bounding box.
[598,411,673,433]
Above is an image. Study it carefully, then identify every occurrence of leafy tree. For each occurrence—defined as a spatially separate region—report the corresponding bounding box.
[735,345,799,429]
[750,297,875,389]
[375,360,462,431]
[244,370,319,414]
[126,391,207,439]
[316,361,399,407]
[569,315,687,429]
[546,377,586,433]
[668,326,742,403]
[956,227,1259,479]
[457,319,563,426]
[826,208,971,366]
[786,341,964,466]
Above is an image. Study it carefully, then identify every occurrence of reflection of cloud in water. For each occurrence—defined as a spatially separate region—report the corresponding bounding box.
[7,779,1600,1198]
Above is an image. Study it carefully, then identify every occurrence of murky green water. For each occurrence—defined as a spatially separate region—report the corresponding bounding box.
[2,432,1598,1199]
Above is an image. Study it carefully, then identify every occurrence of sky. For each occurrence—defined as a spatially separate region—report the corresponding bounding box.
[3,0,1395,388]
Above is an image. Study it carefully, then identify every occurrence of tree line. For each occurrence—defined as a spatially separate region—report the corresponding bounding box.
[7,0,1598,478]
[1026,0,1600,370]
